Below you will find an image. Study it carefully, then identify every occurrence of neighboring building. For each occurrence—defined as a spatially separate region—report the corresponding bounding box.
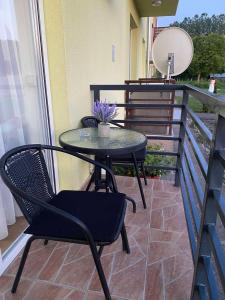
[0,0,179,272]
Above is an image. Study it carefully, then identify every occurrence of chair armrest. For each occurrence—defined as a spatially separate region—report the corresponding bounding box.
[42,145,118,192]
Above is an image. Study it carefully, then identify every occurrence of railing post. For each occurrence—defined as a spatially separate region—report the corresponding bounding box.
[175,90,189,186]
[191,114,225,299]
[93,88,100,102]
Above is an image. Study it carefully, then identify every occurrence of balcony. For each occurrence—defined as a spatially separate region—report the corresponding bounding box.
[0,83,225,299]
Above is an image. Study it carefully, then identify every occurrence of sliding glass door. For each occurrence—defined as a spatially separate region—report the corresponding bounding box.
[0,0,53,257]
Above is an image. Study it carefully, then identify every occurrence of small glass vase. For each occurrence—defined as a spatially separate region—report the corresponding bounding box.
[98,122,110,137]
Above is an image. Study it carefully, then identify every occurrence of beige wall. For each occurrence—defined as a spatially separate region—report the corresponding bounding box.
[43,0,149,189]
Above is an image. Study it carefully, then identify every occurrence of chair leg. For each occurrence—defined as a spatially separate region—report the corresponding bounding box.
[121,224,130,254]
[141,162,147,186]
[125,196,136,213]
[89,244,112,300]
[11,236,35,293]
[131,153,147,209]
[98,245,104,257]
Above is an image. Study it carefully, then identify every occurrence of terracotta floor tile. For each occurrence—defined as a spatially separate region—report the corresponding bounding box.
[64,244,90,264]
[55,255,95,290]
[163,182,180,193]
[145,261,164,300]
[144,178,154,189]
[89,253,114,292]
[150,209,164,230]
[150,228,181,243]
[164,211,187,232]
[0,274,13,293]
[152,180,164,191]
[112,246,145,273]
[1,179,193,300]
[64,289,85,300]
[165,270,193,300]
[152,196,177,210]
[126,210,149,228]
[24,281,72,300]
[86,291,105,300]
[86,291,127,300]
[110,259,146,299]
[6,246,55,279]
[29,239,46,253]
[163,203,183,219]
[38,245,70,281]
[102,237,135,256]
[125,224,140,237]
[4,279,33,300]
[176,231,191,252]
[55,241,71,249]
[148,242,177,264]
[163,253,193,284]
[133,227,149,255]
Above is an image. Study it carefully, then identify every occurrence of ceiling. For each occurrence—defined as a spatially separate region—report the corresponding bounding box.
[133,0,179,17]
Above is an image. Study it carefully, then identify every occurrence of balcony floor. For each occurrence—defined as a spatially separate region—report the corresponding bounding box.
[0,177,193,300]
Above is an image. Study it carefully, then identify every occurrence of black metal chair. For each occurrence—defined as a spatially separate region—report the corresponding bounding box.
[0,144,130,300]
[81,116,147,209]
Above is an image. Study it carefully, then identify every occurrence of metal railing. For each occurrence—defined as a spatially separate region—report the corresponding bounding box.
[90,83,225,300]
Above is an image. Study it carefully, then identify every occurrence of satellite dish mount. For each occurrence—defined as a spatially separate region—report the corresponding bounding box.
[167,53,174,80]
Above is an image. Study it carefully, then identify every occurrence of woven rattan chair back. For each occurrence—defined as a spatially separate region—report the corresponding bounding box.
[81,116,99,128]
[3,147,54,223]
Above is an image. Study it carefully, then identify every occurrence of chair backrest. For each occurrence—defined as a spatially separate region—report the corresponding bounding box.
[81,116,99,128]
[0,145,54,223]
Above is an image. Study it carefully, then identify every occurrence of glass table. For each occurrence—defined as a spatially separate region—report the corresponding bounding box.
[59,127,147,156]
[59,127,147,211]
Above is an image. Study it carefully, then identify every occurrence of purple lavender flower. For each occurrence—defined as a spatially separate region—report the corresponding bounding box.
[92,100,118,123]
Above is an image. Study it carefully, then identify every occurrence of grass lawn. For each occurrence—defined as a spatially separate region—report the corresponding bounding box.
[178,79,225,95]
[175,79,225,112]
[176,95,204,112]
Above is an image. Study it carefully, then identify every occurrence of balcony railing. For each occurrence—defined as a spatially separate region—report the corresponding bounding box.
[90,83,225,300]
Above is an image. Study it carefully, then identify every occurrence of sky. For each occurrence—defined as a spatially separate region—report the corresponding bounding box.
[158,0,225,27]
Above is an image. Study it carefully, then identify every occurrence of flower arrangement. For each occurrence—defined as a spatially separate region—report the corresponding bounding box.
[93,100,118,124]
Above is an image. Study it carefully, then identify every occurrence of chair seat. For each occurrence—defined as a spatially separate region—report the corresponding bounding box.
[25,190,126,244]
[96,148,146,162]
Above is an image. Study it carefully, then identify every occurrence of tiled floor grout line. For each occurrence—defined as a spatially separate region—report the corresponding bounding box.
[2,178,194,300]
[111,256,145,276]
[165,268,193,287]
[133,237,147,258]
[107,252,116,286]
[22,278,37,300]
[52,244,73,283]
[36,243,70,281]
[161,260,166,300]
[142,226,150,300]
[62,288,82,300]
[29,278,85,291]
[143,182,153,300]
[63,250,91,266]
[84,264,97,300]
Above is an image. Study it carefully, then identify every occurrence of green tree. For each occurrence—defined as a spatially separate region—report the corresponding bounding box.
[171,13,225,36]
[188,34,225,81]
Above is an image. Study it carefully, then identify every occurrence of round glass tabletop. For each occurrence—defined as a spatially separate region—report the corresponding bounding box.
[59,127,147,155]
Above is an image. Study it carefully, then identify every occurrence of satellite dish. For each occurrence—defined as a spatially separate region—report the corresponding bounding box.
[152,27,194,79]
